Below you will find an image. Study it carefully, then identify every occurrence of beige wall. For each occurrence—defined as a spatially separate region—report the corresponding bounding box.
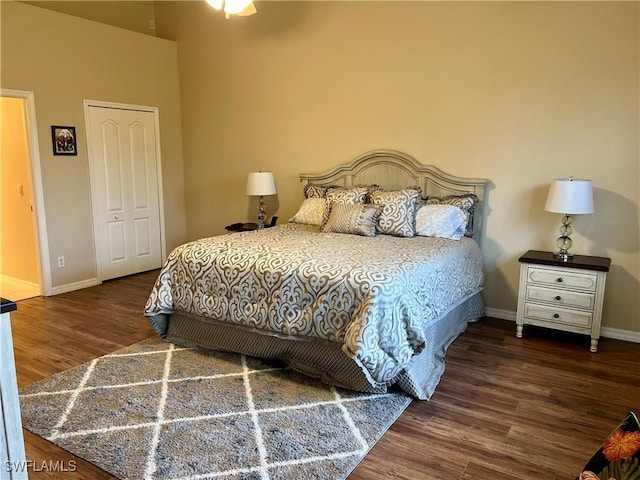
[22,1,157,36]
[1,97,39,283]
[1,2,187,288]
[156,1,639,335]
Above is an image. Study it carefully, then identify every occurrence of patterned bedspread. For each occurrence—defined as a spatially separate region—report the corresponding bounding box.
[144,223,484,386]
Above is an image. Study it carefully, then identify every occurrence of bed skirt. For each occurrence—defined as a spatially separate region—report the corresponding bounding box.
[162,292,485,400]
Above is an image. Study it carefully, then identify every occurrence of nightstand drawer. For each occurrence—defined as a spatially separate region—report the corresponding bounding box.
[525,285,595,311]
[523,303,593,328]
[527,267,597,293]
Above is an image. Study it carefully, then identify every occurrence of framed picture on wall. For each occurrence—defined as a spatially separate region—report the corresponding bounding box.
[51,125,77,156]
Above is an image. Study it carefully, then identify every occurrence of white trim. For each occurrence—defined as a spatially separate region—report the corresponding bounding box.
[49,278,99,296]
[83,99,160,114]
[486,307,640,344]
[0,275,39,291]
[485,307,516,322]
[1,89,51,296]
[83,101,103,281]
[83,99,167,283]
[152,107,167,261]
[600,326,640,344]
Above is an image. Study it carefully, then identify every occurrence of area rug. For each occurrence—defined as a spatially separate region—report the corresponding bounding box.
[19,337,411,480]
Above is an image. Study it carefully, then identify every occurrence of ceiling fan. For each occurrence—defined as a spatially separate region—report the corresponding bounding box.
[205,0,257,19]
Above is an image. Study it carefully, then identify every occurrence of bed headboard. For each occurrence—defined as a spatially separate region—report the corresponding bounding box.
[299,149,490,242]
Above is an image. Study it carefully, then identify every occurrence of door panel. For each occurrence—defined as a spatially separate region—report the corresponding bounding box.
[88,106,161,280]
[130,122,150,210]
[103,120,125,213]
[134,218,152,256]
[108,221,127,262]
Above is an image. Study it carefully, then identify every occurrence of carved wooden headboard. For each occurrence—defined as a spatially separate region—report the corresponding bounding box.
[299,149,490,242]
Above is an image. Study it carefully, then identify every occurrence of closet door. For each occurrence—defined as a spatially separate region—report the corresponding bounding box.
[87,106,162,280]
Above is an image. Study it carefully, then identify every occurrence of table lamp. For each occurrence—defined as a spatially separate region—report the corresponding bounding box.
[544,177,594,261]
[246,172,277,228]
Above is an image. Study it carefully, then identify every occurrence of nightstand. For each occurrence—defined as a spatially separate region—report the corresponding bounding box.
[516,250,611,352]
[225,222,259,232]
[225,217,278,233]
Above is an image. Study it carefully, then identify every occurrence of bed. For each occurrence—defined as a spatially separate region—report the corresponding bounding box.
[144,149,490,399]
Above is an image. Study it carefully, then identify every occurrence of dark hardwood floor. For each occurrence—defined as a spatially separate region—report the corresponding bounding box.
[9,270,639,479]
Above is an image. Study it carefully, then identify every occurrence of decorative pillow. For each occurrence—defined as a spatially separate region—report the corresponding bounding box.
[304,184,327,199]
[577,411,640,480]
[369,188,421,237]
[289,197,327,226]
[415,204,468,240]
[303,184,336,199]
[322,203,381,237]
[322,186,368,225]
[366,184,384,201]
[325,186,368,203]
[366,184,421,202]
[423,193,479,237]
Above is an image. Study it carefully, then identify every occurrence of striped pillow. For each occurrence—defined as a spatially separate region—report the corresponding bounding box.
[321,186,368,226]
[322,203,382,237]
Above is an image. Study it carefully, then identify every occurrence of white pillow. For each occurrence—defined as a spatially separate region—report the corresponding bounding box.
[289,197,327,226]
[415,204,468,240]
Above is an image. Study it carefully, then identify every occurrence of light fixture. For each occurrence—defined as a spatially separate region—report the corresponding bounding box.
[544,177,594,261]
[205,0,257,19]
[246,172,276,229]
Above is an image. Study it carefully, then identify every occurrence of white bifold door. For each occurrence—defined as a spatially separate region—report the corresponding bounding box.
[86,105,162,281]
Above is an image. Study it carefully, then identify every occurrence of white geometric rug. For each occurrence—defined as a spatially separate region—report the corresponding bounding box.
[20,337,411,479]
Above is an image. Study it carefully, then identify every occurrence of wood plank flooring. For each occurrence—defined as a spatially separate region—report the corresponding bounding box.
[8,270,640,479]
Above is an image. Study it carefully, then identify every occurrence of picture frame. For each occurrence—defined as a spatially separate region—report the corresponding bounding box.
[51,125,77,156]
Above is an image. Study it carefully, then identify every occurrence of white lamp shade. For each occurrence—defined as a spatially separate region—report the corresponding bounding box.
[246,172,277,196]
[544,178,594,214]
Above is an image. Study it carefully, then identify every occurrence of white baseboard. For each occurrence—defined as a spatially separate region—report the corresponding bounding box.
[49,278,100,296]
[600,326,640,344]
[0,274,39,290]
[485,307,640,344]
[485,307,516,322]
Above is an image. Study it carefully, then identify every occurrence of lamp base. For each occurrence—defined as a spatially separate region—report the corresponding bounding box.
[553,250,573,262]
[553,215,574,262]
[256,196,266,229]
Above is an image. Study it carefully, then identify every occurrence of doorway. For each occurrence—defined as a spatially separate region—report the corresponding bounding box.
[0,91,50,299]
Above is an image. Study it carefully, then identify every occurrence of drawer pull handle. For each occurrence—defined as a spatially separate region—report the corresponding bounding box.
[556,277,563,283]
[555,295,562,301]
[553,313,560,319]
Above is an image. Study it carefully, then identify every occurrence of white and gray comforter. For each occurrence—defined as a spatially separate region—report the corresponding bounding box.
[144,223,484,386]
